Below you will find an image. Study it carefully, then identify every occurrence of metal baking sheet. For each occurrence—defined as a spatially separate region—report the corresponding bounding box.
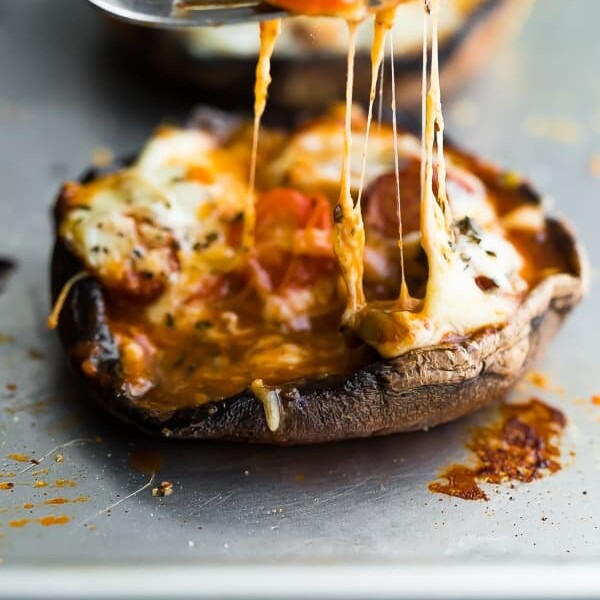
[1,1,599,598]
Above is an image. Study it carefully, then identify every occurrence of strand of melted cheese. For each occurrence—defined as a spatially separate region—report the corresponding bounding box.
[243,19,282,253]
[47,271,90,330]
[421,0,444,234]
[356,7,397,207]
[334,21,366,328]
[420,0,456,290]
[430,3,449,218]
[420,1,429,200]
[389,23,414,309]
[377,36,385,134]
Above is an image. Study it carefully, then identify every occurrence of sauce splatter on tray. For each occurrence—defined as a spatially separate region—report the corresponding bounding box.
[429,398,566,501]
[53,479,77,488]
[43,496,89,505]
[9,515,71,528]
[7,453,30,463]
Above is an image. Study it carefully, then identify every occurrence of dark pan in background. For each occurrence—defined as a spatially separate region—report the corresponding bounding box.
[105,0,533,111]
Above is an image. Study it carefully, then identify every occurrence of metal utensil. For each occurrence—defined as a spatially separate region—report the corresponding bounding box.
[86,0,288,27]
[86,0,393,28]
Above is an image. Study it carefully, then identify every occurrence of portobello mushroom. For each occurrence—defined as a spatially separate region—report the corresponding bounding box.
[50,107,587,445]
[105,0,532,111]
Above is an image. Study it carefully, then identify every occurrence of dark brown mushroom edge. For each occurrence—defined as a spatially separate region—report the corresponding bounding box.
[105,0,532,111]
[50,107,587,445]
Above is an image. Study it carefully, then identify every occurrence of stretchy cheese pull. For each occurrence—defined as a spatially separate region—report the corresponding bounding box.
[389,17,416,310]
[357,6,397,207]
[334,21,366,328]
[244,19,282,253]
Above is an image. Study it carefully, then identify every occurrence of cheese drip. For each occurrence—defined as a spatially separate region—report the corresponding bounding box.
[334,21,366,328]
[357,6,397,207]
[421,0,451,262]
[357,4,415,312]
[48,271,90,330]
[243,19,282,252]
[250,378,282,432]
[420,0,428,202]
[389,21,416,310]
[354,0,524,358]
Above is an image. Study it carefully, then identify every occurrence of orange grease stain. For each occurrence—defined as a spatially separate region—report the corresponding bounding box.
[0,482,14,490]
[9,515,71,528]
[53,479,77,488]
[39,515,71,526]
[429,398,567,501]
[7,453,30,463]
[525,371,564,393]
[591,395,600,406]
[8,519,29,528]
[31,468,50,477]
[43,496,89,505]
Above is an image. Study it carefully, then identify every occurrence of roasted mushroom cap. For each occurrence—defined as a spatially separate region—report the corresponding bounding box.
[50,116,587,445]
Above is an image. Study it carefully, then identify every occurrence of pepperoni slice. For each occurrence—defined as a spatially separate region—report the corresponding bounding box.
[362,160,422,239]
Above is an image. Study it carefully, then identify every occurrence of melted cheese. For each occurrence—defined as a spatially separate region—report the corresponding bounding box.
[245,19,282,252]
[47,272,90,330]
[58,0,536,377]
[389,17,415,310]
[250,379,282,432]
[357,6,397,208]
[270,0,370,21]
[60,127,250,328]
[58,115,536,410]
[354,0,524,358]
[273,0,515,354]
[51,1,568,427]
[418,0,520,341]
[334,22,366,327]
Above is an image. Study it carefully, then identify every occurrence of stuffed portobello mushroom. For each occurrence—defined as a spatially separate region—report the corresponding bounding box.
[50,106,586,444]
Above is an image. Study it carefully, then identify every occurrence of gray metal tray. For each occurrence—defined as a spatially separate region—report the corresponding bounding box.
[0,1,599,598]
